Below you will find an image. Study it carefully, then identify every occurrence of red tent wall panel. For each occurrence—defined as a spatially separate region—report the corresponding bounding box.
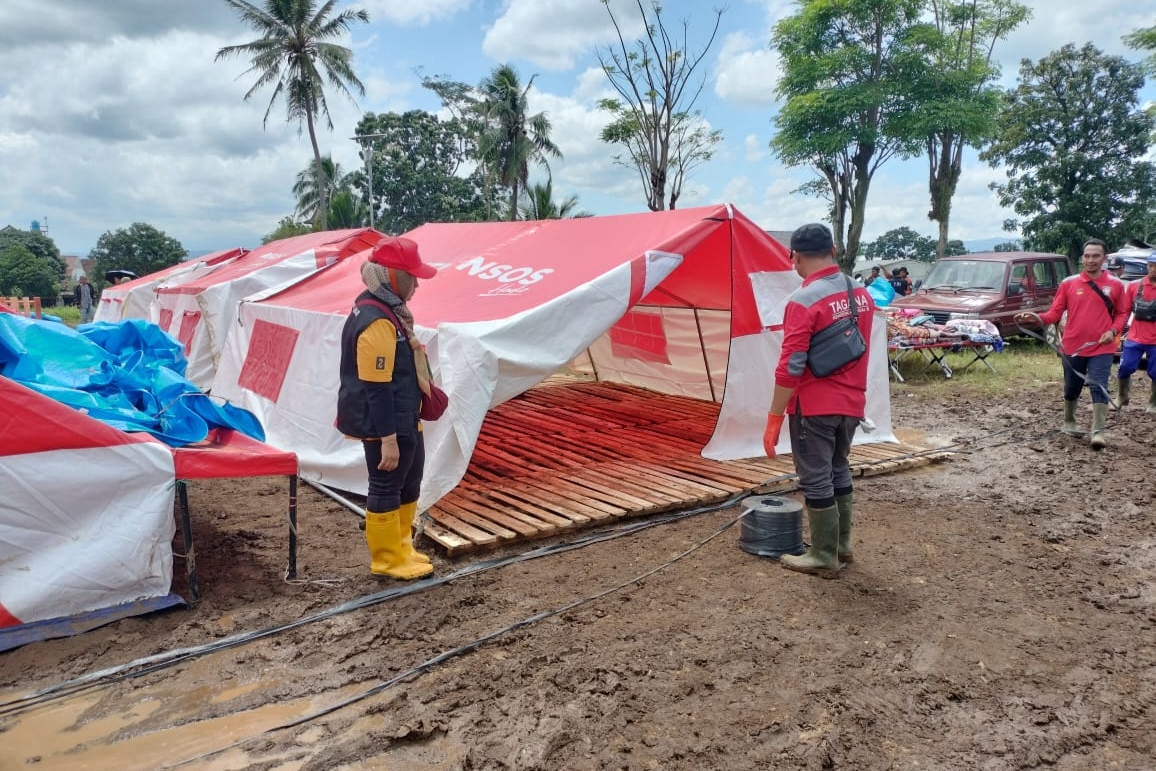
[237,319,300,403]
[609,310,670,364]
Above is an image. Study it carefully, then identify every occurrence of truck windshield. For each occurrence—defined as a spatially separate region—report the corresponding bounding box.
[922,260,1007,291]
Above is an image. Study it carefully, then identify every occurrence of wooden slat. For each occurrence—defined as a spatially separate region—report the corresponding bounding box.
[417,381,951,555]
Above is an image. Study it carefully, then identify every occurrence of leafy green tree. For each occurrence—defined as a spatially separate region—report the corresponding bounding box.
[353,110,490,233]
[980,43,1156,260]
[0,245,58,299]
[860,227,937,261]
[325,188,368,229]
[596,0,724,211]
[913,0,1029,259]
[88,223,187,287]
[945,239,968,256]
[1123,23,1156,75]
[475,64,562,220]
[771,0,928,269]
[992,240,1021,252]
[0,225,65,277]
[518,180,592,220]
[263,216,314,244]
[215,0,369,231]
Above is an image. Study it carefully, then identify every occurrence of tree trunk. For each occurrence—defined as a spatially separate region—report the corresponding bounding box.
[306,110,327,231]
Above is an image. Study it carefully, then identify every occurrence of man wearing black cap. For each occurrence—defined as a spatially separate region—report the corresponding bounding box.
[763,223,875,578]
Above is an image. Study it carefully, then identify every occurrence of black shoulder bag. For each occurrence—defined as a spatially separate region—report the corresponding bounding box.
[807,275,868,377]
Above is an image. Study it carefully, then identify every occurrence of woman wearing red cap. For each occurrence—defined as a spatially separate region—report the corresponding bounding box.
[336,237,439,579]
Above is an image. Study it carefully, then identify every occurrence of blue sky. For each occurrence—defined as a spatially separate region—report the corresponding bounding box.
[0,0,1152,257]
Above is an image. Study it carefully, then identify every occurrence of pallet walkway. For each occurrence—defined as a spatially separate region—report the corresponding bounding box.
[424,381,951,556]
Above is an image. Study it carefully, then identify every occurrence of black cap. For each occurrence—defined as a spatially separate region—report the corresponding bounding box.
[790,223,834,253]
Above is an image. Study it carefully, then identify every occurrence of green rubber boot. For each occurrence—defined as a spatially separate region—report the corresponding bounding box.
[835,492,853,565]
[780,505,841,579]
[1148,381,1156,414]
[1089,402,1108,451]
[1061,400,1082,436]
[1118,377,1131,407]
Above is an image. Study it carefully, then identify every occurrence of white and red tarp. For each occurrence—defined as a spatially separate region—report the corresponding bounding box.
[0,378,179,640]
[213,204,894,510]
[94,247,246,323]
[149,229,381,390]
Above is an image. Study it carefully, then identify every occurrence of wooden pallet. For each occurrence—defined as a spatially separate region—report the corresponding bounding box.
[424,381,951,556]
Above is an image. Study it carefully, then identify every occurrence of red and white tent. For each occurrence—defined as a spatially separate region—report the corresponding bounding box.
[0,378,179,643]
[213,204,894,509]
[149,229,381,390]
[94,247,246,323]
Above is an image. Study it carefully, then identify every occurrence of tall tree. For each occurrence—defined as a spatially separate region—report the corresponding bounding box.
[88,223,187,287]
[0,245,58,300]
[596,0,723,211]
[475,64,562,220]
[1123,23,1156,75]
[915,0,1029,259]
[215,0,369,231]
[771,0,928,269]
[292,155,345,227]
[860,226,937,261]
[353,110,490,233]
[980,43,1156,260]
[0,225,65,277]
[518,180,592,220]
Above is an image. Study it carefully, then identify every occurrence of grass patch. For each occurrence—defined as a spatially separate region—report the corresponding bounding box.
[888,336,1063,398]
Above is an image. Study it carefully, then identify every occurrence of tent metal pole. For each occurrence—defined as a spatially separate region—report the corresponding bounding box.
[693,308,717,402]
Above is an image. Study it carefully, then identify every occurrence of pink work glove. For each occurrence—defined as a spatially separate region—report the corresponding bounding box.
[763,413,784,458]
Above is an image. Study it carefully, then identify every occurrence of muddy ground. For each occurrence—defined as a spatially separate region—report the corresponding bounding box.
[1,381,1155,771]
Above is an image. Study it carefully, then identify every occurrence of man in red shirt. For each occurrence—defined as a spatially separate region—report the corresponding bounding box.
[1018,239,1128,449]
[764,223,875,578]
[1117,254,1156,412]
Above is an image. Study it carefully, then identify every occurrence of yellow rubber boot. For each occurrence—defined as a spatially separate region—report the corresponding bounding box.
[365,510,434,580]
[398,501,432,564]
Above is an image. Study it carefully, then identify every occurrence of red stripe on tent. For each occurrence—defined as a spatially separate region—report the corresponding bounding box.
[0,378,157,455]
[609,310,670,364]
[628,256,647,307]
[237,319,300,402]
[178,311,201,354]
[172,428,297,478]
[0,601,21,629]
[158,308,174,334]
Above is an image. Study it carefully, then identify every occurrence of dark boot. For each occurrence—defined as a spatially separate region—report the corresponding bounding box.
[1149,381,1156,414]
[780,505,840,578]
[1061,400,1082,436]
[1118,377,1131,407]
[835,492,853,565]
[1090,403,1108,450]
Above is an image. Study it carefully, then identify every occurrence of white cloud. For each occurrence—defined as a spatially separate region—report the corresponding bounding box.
[483,0,641,70]
[744,134,766,162]
[714,31,780,107]
[358,0,472,26]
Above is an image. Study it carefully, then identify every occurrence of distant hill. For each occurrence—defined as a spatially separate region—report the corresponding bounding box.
[964,237,1019,252]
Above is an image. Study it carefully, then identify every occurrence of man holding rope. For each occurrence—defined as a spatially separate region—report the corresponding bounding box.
[1017,238,1128,449]
[1117,253,1156,413]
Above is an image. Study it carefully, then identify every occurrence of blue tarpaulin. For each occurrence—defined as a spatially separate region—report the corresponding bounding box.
[0,315,264,446]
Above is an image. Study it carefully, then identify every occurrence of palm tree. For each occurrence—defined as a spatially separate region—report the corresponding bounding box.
[291,155,343,227]
[475,64,562,220]
[326,189,369,229]
[518,180,592,220]
[216,0,369,231]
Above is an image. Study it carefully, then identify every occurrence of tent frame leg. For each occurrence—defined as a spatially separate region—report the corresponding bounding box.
[286,476,298,580]
[175,481,200,607]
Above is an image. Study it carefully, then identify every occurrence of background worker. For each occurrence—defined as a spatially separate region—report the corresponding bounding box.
[763,223,875,578]
[1117,254,1156,412]
[336,237,438,580]
[1018,238,1128,449]
[73,276,96,324]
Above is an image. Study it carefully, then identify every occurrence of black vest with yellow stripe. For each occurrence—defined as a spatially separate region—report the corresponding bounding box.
[335,291,421,438]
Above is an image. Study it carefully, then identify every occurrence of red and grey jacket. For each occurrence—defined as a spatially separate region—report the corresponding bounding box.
[335,291,422,439]
[1125,277,1156,346]
[775,264,875,418]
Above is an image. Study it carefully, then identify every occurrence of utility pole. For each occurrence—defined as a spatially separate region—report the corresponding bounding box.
[350,133,391,231]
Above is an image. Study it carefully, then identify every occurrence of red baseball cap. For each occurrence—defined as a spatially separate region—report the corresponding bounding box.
[369,236,437,279]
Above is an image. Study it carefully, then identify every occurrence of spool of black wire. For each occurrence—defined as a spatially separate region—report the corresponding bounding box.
[738,495,804,559]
